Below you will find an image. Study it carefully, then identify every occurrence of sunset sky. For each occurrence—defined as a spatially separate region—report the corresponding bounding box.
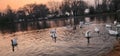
[0,0,96,12]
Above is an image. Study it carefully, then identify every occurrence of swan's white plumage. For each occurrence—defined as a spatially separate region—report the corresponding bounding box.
[85,31,91,37]
[114,21,117,25]
[108,30,118,35]
[116,24,120,28]
[12,38,17,45]
[50,29,57,38]
[79,21,84,27]
[95,27,99,32]
[105,24,111,28]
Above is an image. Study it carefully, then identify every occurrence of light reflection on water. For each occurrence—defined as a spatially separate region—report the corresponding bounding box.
[17,16,113,31]
[0,15,118,33]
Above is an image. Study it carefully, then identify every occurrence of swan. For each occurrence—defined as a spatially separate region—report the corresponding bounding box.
[105,24,111,28]
[11,38,18,52]
[85,30,91,44]
[11,38,17,45]
[116,24,120,28]
[50,29,57,42]
[108,30,118,35]
[79,21,84,28]
[50,29,56,37]
[85,31,91,38]
[114,20,117,25]
[95,27,99,33]
[108,30,119,40]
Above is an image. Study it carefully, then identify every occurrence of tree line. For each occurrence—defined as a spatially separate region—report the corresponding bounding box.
[0,0,119,32]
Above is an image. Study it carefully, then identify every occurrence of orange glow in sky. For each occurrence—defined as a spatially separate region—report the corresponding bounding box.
[0,0,95,12]
[0,0,63,11]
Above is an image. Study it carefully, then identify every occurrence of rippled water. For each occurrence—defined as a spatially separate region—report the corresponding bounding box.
[0,15,119,56]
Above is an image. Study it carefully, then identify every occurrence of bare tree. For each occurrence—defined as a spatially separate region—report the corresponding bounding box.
[33,4,49,18]
[48,0,61,15]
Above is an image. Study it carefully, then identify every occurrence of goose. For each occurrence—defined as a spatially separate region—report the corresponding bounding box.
[95,27,99,33]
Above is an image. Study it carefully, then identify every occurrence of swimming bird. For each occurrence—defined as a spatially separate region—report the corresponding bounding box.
[85,30,91,44]
[105,24,112,28]
[11,38,18,52]
[108,30,119,40]
[95,27,99,33]
[108,30,118,35]
[50,29,57,42]
[116,24,120,28]
[79,21,84,28]
[114,20,117,25]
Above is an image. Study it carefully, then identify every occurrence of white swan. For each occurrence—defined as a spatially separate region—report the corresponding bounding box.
[79,21,84,28]
[114,21,117,25]
[95,27,99,33]
[50,29,57,42]
[108,30,118,35]
[11,38,17,46]
[85,31,91,38]
[11,38,18,52]
[50,29,57,38]
[116,24,120,28]
[105,24,111,28]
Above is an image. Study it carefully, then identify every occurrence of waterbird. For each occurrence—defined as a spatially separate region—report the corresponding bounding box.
[108,30,119,40]
[85,30,91,44]
[105,24,112,28]
[79,21,84,28]
[114,20,117,25]
[50,29,57,43]
[108,30,118,35]
[11,38,18,52]
[94,27,99,34]
[116,24,120,28]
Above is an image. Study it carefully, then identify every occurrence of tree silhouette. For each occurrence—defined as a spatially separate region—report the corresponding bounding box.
[48,0,61,15]
[0,5,16,33]
[33,4,49,18]
[60,0,71,15]
[111,0,120,11]
[60,0,88,16]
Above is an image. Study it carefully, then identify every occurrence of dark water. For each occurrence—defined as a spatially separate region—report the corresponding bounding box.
[0,14,119,34]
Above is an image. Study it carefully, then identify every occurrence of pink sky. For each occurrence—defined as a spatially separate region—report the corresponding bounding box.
[0,0,96,12]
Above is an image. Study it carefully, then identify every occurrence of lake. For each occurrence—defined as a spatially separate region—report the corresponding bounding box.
[0,14,119,33]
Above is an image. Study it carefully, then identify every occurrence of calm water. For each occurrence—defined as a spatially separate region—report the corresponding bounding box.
[0,15,119,33]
